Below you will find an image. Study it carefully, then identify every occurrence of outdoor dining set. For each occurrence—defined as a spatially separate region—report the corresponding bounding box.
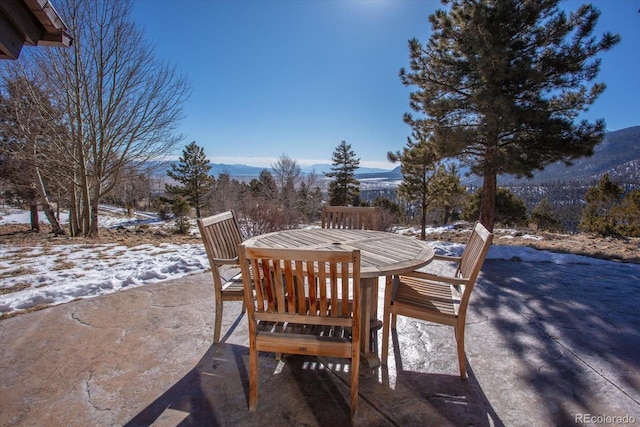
[196,206,493,420]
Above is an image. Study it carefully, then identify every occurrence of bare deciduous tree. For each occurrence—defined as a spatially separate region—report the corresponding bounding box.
[37,0,190,237]
[271,154,302,226]
[0,70,66,235]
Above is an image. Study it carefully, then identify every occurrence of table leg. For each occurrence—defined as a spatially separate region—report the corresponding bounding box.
[360,277,380,368]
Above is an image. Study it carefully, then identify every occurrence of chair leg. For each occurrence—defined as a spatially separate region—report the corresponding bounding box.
[350,348,360,419]
[381,276,393,365]
[249,339,258,411]
[455,325,467,379]
[214,299,223,343]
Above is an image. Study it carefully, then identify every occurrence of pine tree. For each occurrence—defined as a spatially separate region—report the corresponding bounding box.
[611,189,640,237]
[388,132,439,239]
[171,196,191,234]
[296,172,323,223]
[249,170,278,201]
[326,141,360,206]
[400,0,620,231]
[464,188,527,227]
[530,199,564,232]
[165,141,214,218]
[430,163,466,225]
[579,174,623,236]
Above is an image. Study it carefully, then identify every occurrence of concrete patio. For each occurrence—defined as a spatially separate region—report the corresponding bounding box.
[1,258,639,426]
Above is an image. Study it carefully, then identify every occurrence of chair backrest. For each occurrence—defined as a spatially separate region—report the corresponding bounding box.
[321,206,381,230]
[197,211,243,263]
[239,246,361,334]
[457,222,493,281]
[456,221,493,314]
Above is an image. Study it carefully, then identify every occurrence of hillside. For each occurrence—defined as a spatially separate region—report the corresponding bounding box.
[492,126,640,231]
[503,126,640,185]
[354,126,640,187]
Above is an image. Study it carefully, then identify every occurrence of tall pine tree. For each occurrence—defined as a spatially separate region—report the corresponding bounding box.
[326,141,360,206]
[165,141,214,218]
[400,0,620,230]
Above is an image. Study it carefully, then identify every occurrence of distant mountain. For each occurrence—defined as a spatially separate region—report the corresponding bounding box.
[155,161,394,180]
[460,126,640,186]
[519,126,640,184]
[208,163,395,178]
[356,166,402,180]
[209,163,265,177]
[305,164,393,175]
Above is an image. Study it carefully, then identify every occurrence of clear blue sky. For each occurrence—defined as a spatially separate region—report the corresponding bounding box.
[131,0,640,170]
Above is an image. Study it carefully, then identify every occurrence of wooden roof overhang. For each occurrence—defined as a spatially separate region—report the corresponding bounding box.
[0,0,72,60]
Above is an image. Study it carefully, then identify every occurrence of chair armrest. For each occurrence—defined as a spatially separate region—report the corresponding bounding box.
[402,270,469,286]
[213,256,240,266]
[433,254,462,262]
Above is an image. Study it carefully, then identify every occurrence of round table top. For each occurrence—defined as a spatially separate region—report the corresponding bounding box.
[242,228,434,279]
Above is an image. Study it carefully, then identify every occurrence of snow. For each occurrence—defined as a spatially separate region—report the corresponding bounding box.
[1,207,636,315]
[1,207,207,314]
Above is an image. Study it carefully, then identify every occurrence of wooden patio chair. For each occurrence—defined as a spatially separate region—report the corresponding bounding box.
[321,205,381,230]
[197,211,245,343]
[381,221,493,379]
[239,245,362,419]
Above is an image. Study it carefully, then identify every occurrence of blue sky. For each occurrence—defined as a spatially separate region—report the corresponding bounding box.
[131,0,640,170]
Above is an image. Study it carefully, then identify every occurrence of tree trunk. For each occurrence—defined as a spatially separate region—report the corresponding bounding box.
[25,131,65,235]
[88,177,101,238]
[480,173,496,232]
[33,167,65,236]
[479,140,498,231]
[420,192,427,240]
[89,203,99,237]
[29,199,40,232]
[443,206,451,225]
[68,185,79,237]
[80,173,91,236]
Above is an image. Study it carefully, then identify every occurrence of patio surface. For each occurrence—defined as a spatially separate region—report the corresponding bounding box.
[1,258,639,426]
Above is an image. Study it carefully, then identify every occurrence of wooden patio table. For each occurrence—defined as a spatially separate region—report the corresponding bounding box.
[242,228,435,367]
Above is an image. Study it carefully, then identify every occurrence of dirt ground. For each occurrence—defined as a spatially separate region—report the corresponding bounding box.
[423,227,640,264]
[2,222,639,264]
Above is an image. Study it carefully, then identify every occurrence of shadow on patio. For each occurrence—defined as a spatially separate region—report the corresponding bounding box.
[466,259,640,424]
[125,333,503,427]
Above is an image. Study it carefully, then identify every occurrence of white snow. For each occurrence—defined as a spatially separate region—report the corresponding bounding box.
[0,207,635,315]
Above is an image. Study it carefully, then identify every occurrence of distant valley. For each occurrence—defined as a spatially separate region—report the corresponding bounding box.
[192,125,640,189]
[205,163,396,180]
